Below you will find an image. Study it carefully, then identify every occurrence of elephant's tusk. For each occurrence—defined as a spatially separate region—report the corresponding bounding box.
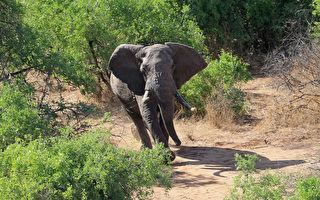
[190,107,197,112]
[142,90,151,104]
[175,91,197,112]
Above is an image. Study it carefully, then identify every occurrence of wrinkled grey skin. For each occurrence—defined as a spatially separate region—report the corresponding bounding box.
[108,42,207,159]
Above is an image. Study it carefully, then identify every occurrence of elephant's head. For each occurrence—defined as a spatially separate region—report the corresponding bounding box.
[108,42,207,145]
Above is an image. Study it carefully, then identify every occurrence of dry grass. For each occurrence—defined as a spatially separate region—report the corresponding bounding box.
[262,92,320,128]
[205,96,236,130]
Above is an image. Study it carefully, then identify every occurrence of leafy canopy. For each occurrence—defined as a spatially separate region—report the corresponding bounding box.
[21,0,207,81]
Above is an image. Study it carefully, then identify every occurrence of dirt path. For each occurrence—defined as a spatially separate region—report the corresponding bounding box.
[109,77,320,200]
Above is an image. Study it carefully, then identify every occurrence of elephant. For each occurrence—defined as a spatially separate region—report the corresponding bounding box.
[108,42,207,160]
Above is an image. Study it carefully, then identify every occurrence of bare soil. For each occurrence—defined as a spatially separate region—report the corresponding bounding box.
[108,77,320,200]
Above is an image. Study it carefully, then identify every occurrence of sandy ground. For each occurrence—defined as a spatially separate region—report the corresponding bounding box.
[108,77,320,200]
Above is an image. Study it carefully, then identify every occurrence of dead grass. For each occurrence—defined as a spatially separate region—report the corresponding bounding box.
[205,96,236,130]
[263,92,320,129]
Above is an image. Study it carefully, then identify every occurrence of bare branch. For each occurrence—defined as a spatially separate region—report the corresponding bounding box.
[263,15,320,116]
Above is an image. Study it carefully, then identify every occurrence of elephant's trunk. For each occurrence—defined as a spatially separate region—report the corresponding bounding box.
[142,73,183,146]
[156,92,181,146]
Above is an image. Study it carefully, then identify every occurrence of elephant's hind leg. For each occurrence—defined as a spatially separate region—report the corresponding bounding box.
[126,111,152,149]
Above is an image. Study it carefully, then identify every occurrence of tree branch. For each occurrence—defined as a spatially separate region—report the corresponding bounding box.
[10,66,33,76]
[88,40,112,90]
[0,66,34,82]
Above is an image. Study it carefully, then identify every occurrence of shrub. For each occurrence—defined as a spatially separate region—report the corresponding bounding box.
[180,50,251,117]
[0,84,49,150]
[313,0,320,38]
[293,176,320,200]
[234,153,259,176]
[225,154,288,200]
[0,131,172,199]
[226,154,320,200]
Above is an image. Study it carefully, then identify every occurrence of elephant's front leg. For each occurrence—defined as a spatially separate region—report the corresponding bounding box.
[126,110,152,149]
[136,96,169,148]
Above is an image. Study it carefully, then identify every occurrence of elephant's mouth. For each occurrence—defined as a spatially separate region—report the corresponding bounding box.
[142,90,196,112]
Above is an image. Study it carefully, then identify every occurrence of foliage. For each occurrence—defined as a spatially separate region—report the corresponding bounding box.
[225,154,288,200]
[21,0,207,80]
[0,81,98,150]
[0,131,172,200]
[180,50,251,116]
[173,0,314,54]
[234,153,259,176]
[292,176,320,200]
[0,0,96,93]
[2,0,207,136]
[226,154,320,200]
[0,84,50,151]
[313,0,320,37]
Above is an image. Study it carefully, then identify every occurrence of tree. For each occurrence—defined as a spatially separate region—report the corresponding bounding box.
[21,0,207,90]
[0,0,96,92]
[173,0,314,55]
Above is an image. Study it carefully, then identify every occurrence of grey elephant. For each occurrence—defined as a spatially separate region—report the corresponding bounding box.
[108,42,207,160]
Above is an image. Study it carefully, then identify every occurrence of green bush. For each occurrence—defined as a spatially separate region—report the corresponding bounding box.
[0,131,171,199]
[293,176,320,200]
[180,50,251,116]
[313,0,320,38]
[226,154,320,200]
[234,153,259,176]
[0,84,49,150]
[225,154,288,200]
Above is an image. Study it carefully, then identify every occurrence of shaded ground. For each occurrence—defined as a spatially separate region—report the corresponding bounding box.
[109,77,320,200]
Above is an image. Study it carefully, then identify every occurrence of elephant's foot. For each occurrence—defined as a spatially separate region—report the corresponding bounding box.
[174,140,181,146]
[164,150,176,165]
[168,150,176,161]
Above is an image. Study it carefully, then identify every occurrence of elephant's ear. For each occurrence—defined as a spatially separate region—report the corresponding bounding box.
[108,44,144,93]
[165,42,207,89]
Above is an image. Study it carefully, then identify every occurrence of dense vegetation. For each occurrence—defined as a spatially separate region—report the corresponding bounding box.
[173,0,314,55]
[1,0,319,199]
[21,0,207,91]
[0,132,171,199]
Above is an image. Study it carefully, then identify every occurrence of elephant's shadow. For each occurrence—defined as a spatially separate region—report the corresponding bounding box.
[172,146,305,178]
